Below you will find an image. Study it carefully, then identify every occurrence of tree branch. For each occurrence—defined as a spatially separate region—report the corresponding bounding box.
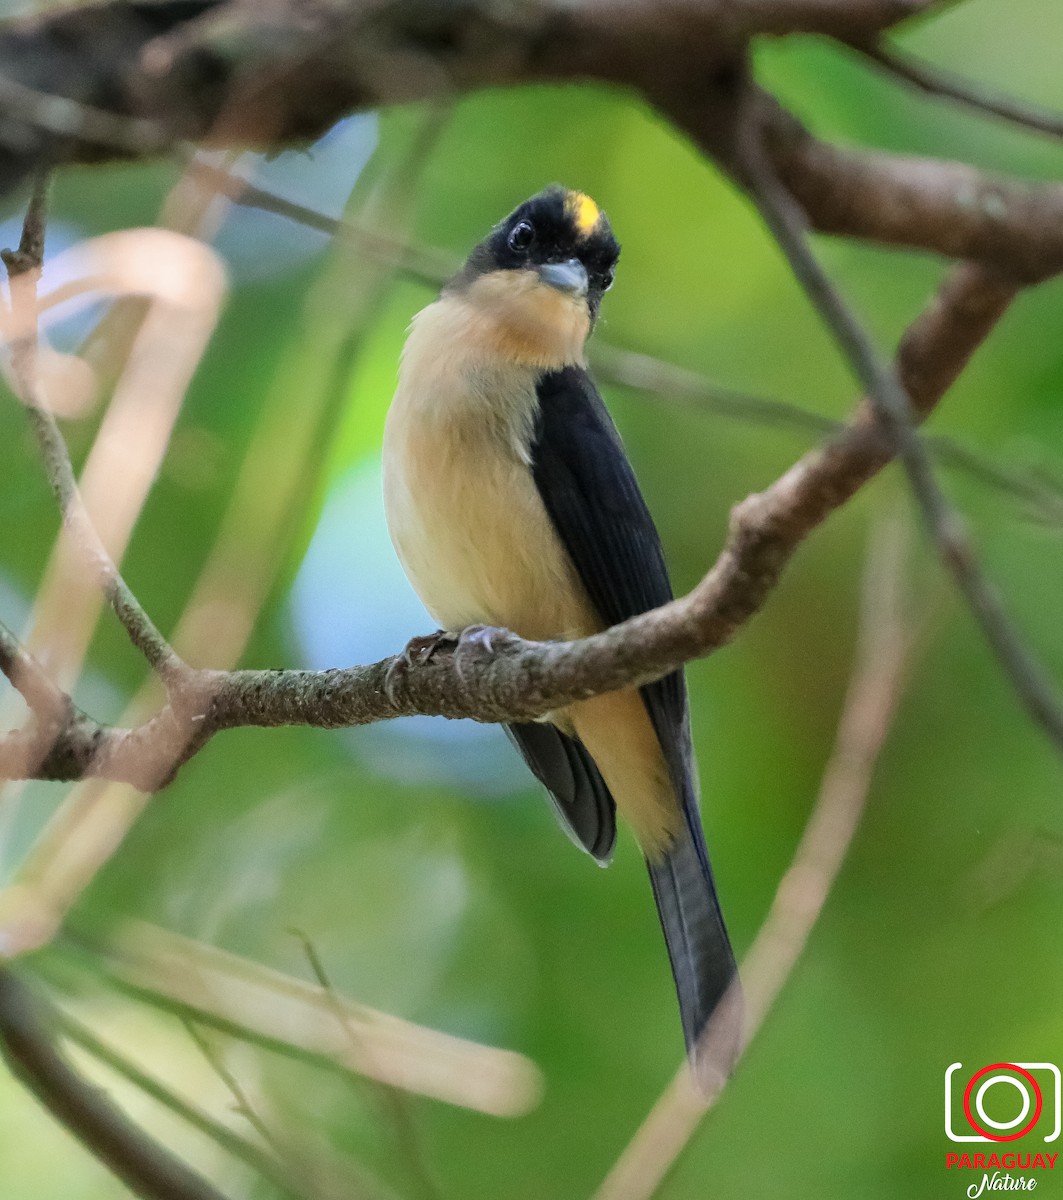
[0,260,1013,784]
[1,0,1061,283]
[748,90,1063,280]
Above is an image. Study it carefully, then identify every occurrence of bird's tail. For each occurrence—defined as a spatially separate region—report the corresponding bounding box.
[647,811,742,1089]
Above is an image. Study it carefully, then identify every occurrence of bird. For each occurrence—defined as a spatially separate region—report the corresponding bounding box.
[382,185,740,1083]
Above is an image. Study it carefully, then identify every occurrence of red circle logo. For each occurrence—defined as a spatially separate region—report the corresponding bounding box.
[963,1063,1043,1142]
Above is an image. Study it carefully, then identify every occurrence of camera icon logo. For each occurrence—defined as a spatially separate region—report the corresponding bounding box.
[945,1063,1061,1143]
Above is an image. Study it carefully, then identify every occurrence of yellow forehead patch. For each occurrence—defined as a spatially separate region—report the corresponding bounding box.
[567,191,600,236]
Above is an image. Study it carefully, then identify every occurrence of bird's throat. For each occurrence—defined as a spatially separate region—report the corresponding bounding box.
[457,270,590,370]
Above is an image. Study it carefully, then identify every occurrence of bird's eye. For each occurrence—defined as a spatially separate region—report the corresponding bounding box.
[507,220,535,254]
[601,268,615,292]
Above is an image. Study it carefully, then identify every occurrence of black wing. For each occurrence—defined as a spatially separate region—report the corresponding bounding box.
[529,364,689,791]
[504,723,615,863]
[502,363,685,861]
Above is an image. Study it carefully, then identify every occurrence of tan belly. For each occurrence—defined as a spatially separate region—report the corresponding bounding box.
[383,410,596,642]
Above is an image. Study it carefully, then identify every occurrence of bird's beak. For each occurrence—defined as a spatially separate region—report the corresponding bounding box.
[538,259,589,298]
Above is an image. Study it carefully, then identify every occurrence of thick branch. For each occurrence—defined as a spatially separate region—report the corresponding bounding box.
[744,90,1063,280]
[0,0,921,174]
[0,262,1014,785]
[2,0,1061,282]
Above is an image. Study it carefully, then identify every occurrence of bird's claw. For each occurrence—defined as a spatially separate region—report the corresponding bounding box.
[385,625,512,702]
[384,629,459,704]
[405,629,461,664]
[458,624,501,654]
[454,624,509,686]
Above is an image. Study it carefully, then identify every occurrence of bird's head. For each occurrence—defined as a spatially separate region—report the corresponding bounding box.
[445,186,620,367]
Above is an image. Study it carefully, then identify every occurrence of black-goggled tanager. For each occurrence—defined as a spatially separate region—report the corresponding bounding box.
[383,186,741,1084]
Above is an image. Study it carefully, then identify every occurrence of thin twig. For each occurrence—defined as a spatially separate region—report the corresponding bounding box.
[182,156,455,288]
[39,960,405,1200]
[591,341,839,435]
[594,511,913,1200]
[293,931,441,1200]
[183,1021,281,1157]
[182,1019,386,1200]
[598,343,1063,524]
[739,114,1063,753]
[1,176,188,687]
[27,397,222,685]
[0,967,229,1200]
[0,171,49,274]
[926,438,1063,526]
[857,40,1063,141]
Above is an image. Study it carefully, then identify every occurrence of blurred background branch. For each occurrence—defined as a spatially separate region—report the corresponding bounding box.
[0,968,229,1200]
[852,39,1063,140]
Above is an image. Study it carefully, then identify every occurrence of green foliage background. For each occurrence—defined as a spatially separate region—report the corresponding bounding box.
[1,1,1062,1196]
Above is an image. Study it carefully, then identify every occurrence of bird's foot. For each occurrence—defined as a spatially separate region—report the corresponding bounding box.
[386,625,515,702]
[458,624,502,654]
[453,624,511,686]
[406,629,461,663]
[384,629,459,704]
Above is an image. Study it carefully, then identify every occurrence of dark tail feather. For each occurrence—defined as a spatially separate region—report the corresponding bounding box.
[647,817,742,1089]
